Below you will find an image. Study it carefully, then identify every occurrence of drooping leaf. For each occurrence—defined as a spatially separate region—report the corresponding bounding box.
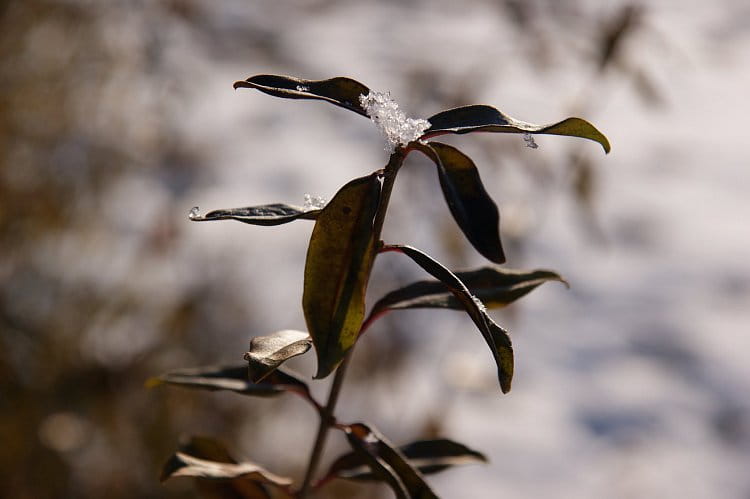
[160,452,292,489]
[367,267,566,321]
[244,330,312,382]
[147,365,311,400]
[326,438,487,482]
[344,423,439,499]
[381,245,513,393]
[413,142,504,263]
[423,104,611,153]
[303,173,382,379]
[176,436,274,499]
[233,74,369,117]
[189,203,320,226]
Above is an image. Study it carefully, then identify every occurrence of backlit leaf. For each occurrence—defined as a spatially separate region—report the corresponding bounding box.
[423,104,610,153]
[303,173,381,379]
[367,267,566,319]
[344,423,438,499]
[327,438,486,482]
[233,74,369,117]
[381,245,513,393]
[244,330,312,382]
[414,142,504,263]
[147,365,311,400]
[189,203,320,226]
[160,452,292,488]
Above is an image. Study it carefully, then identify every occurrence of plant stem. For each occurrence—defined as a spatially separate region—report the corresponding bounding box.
[297,150,406,498]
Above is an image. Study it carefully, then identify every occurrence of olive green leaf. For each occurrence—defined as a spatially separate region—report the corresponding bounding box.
[413,142,504,263]
[147,365,312,401]
[423,104,611,153]
[367,267,566,321]
[304,172,382,379]
[326,438,486,482]
[233,74,369,117]
[189,203,320,226]
[381,245,513,393]
[244,330,312,382]
[344,423,439,499]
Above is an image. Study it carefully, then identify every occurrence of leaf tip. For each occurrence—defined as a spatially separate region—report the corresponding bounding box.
[145,376,163,389]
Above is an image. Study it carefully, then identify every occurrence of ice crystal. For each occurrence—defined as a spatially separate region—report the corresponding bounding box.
[359,91,431,153]
[189,206,201,219]
[303,194,327,209]
[472,295,487,314]
[296,85,309,92]
[523,132,539,149]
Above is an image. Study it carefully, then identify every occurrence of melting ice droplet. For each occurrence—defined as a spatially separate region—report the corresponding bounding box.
[359,91,431,153]
[189,206,201,220]
[523,133,539,149]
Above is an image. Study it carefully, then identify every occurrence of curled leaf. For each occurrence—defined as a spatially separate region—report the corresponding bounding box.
[147,365,311,400]
[414,142,504,263]
[303,173,382,379]
[423,104,610,153]
[189,203,319,226]
[344,423,438,499]
[326,438,486,482]
[368,267,566,319]
[161,452,292,488]
[233,74,369,116]
[381,245,513,393]
[244,330,312,382]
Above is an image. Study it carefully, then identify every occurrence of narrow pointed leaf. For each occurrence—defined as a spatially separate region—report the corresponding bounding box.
[175,436,274,499]
[189,203,320,226]
[368,268,566,320]
[161,452,292,488]
[304,173,381,379]
[414,142,504,263]
[327,438,487,482]
[233,74,369,116]
[147,365,311,399]
[382,245,513,393]
[244,330,312,382]
[345,423,438,499]
[423,104,610,153]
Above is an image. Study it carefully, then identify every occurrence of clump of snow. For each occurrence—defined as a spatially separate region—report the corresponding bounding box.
[188,206,201,219]
[296,85,309,92]
[359,91,431,153]
[523,132,539,149]
[303,193,327,209]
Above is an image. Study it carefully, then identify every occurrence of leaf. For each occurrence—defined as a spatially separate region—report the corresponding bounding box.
[423,104,611,153]
[303,173,382,379]
[147,365,311,400]
[161,452,292,488]
[189,203,320,226]
[327,438,486,482]
[244,330,312,382]
[381,245,513,393]
[176,436,274,499]
[233,74,369,117]
[344,423,439,499]
[367,267,566,319]
[413,142,504,263]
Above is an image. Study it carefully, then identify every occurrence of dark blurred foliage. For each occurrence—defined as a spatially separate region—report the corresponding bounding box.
[0,1,655,497]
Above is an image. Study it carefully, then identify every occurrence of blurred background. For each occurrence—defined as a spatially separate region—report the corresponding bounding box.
[2,0,749,497]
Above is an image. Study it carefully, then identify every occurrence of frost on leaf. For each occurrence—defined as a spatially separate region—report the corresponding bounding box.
[304,194,327,209]
[523,133,539,149]
[359,91,430,153]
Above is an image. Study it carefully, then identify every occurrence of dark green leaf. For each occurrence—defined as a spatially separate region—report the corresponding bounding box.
[233,74,369,117]
[189,203,320,226]
[381,245,513,393]
[368,267,566,320]
[344,423,438,499]
[160,452,292,488]
[147,365,311,399]
[244,330,312,382]
[414,142,504,263]
[423,105,611,153]
[303,173,381,379]
[327,438,486,482]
